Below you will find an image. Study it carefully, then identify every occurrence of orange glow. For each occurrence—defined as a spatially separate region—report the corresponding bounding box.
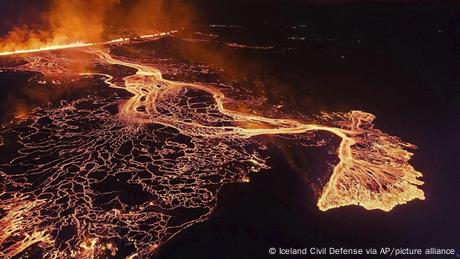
[0,42,94,56]
[0,0,119,54]
[0,31,178,57]
[0,197,52,258]
[0,43,425,257]
[0,29,424,259]
[0,0,196,55]
[89,49,424,213]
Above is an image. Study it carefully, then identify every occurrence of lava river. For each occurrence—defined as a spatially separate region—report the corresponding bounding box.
[0,41,424,258]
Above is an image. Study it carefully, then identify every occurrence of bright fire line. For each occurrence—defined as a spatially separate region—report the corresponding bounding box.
[0,30,178,56]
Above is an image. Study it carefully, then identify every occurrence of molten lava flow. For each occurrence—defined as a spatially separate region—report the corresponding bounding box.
[0,196,53,258]
[88,49,424,212]
[0,0,120,54]
[0,42,94,56]
[0,0,196,56]
[0,31,177,57]
[0,40,424,258]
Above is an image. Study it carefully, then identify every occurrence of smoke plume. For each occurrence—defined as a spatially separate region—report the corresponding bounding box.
[0,0,198,52]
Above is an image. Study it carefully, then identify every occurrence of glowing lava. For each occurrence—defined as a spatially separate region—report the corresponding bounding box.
[91,49,425,212]
[0,31,177,57]
[0,42,94,56]
[0,37,424,258]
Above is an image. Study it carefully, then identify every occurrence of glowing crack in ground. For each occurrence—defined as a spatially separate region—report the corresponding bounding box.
[0,38,424,258]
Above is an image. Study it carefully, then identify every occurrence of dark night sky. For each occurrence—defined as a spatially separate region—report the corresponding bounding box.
[1,1,459,52]
[1,0,459,31]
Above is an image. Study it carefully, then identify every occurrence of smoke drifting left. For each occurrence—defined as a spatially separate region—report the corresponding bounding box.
[0,0,197,123]
[0,0,198,53]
